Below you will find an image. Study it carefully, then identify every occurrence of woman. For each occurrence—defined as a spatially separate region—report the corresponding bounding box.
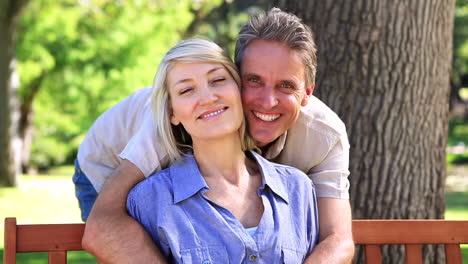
[126,39,319,263]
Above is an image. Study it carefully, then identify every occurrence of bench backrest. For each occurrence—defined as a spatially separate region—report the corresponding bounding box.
[4,217,468,264]
[3,218,85,264]
[353,220,468,264]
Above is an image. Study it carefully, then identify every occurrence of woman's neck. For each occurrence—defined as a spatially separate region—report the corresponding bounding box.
[192,132,264,228]
[192,133,254,186]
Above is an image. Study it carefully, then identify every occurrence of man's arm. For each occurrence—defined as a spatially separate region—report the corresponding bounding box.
[82,160,167,263]
[304,198,354,264]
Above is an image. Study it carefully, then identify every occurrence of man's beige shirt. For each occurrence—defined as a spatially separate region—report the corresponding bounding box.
[78,87,350,198]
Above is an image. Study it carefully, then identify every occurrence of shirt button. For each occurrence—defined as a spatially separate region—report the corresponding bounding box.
[202,260,211,264]
[249,255,258,262]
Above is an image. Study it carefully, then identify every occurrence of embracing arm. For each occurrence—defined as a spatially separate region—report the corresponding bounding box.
[304,198,354,264]
[81,160,167,264]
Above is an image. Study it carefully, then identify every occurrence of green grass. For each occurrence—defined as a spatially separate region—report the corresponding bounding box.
[0,172,467,263]
[445,191,468,263]
[0,168,96,263]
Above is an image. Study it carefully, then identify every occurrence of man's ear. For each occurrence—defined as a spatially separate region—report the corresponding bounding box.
[301,83,315,106]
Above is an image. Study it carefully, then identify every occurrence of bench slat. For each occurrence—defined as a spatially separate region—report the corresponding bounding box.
[364,244,382,263]
[445,244,462,264]
[16,223,84,252]
[48,251,67,264]
[405,244,423,264]
[353,220,468,244]
[3,218,17,264]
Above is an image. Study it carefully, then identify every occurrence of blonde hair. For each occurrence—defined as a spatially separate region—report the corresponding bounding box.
[151,39,256,163]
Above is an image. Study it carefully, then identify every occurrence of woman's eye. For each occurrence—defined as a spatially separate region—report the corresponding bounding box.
[179,87,193,95]
[212,77,226,84]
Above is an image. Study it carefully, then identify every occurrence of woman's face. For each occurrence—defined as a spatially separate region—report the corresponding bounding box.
[167,62,243,142]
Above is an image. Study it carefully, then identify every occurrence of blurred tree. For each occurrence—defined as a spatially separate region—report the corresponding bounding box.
[0,0,30,186]
[183,0,269,56]
[16,0,194,171]
[451,0,468,113]
[274,0,455,263]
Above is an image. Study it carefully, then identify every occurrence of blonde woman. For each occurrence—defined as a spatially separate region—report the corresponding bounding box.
[126,39,319,263]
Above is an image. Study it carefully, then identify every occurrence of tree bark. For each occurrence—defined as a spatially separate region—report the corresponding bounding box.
[19,73,44,173]
[274,0,455,263]
[0,0,30,186]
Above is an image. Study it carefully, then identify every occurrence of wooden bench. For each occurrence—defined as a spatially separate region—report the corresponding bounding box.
[353,220,468,263]
[3,217,468,263]
[3,218,85,264]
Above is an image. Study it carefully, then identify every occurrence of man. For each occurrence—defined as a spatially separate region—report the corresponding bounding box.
[81,8,354,263]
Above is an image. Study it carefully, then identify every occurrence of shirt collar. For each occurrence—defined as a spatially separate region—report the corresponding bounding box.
[170,151,289,204]
[249,150,289,204]
[261,131,288,160]
[170,153,209,204]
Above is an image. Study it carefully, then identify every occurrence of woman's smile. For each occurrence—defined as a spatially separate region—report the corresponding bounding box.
[198,107,228,120]
[168,62,244,141]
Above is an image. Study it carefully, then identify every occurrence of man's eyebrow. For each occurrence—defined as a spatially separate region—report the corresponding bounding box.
[242,72,260,78]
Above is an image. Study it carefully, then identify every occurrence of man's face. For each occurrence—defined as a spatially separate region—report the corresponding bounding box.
[241,40,314,147]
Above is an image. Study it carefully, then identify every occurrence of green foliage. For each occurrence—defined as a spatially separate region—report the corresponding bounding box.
[448,118,468,146]
[15,0,266,170]
[453,0,468,85]
[183,1,267,57]
[447,153,468,164]
[17,0,194,168]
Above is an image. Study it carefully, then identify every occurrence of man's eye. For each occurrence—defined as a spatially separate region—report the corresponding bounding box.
[249,77,260,83]
[280,83,293,89]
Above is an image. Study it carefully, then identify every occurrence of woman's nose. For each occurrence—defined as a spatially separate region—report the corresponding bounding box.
[199,85,218,105]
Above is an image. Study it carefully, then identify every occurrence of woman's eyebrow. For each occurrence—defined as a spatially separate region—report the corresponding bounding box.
[174,78,192,86]
[207,66,225,74]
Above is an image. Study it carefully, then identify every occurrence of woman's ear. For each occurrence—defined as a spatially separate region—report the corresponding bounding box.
[170,109,180,126]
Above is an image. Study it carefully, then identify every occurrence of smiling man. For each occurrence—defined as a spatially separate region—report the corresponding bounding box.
[80,8,354,264]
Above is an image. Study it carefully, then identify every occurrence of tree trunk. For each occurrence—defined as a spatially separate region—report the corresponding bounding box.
[274,0,455,263]
[0,0,31,186]
[19,74,44,173]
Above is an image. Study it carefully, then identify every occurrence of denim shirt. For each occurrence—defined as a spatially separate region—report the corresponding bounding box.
[127,151,319,264]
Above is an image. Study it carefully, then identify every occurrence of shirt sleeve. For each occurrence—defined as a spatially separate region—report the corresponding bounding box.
[126,184,172,257]
[306,181,320,255]
[119,114,166,177]
[308,133,350,199]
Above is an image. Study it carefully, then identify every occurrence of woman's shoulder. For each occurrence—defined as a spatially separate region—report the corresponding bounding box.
[128,167,174,200]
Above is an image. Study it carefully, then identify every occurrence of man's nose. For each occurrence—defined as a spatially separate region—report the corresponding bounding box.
[259,84,278,109]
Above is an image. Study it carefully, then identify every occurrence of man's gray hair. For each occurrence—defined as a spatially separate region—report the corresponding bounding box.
[235,7,317,87]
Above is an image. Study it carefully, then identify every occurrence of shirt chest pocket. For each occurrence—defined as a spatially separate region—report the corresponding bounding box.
[281,247,307,264]
[180,245,229,264]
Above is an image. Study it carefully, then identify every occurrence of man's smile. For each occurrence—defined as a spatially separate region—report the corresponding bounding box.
[253,111,280,122]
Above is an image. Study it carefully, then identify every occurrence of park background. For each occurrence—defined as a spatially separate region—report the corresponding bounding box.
[0,0,467,263]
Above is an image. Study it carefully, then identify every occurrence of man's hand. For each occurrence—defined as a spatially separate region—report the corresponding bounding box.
[82,160,167,263]
[304,198,355,264]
